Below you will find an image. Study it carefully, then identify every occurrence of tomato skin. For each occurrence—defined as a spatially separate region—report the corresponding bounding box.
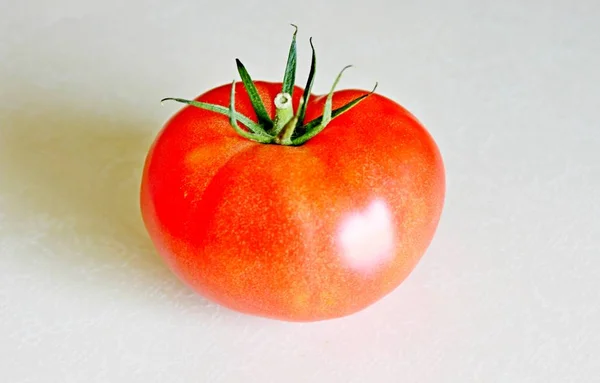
[141,81,445,321]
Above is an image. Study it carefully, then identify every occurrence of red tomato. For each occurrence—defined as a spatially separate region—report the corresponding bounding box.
[141,33,445,322]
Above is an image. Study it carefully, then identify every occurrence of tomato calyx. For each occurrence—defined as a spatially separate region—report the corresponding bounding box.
[161,26,377,146]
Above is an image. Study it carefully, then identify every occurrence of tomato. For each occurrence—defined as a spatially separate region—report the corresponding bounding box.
[140,29,445,321]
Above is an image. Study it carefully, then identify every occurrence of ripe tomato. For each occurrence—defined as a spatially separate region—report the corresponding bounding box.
[141,29,445,321]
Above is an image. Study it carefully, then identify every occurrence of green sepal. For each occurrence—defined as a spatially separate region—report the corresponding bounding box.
[228,81,273,143]
[281,24,298,96]
[162,27,378,147]
[160,97,269,137]
[235,59,273,130]
[291,81,378,146]
[294,37,316,136]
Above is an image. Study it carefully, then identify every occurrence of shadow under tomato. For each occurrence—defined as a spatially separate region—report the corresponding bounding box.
[0,97,235,316]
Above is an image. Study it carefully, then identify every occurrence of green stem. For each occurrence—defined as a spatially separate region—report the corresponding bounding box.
[271,93,294,136]
[275,115,299,145]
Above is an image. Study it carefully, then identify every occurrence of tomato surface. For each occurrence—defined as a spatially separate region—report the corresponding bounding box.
[140,81,445,321]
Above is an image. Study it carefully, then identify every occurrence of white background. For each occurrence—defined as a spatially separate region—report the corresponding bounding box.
[1,0,599,382]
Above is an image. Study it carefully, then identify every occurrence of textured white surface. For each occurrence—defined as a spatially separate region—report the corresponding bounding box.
[1,0,599,382]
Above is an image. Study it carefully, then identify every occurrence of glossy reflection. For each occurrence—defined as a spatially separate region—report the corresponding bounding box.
[337,198,396,273]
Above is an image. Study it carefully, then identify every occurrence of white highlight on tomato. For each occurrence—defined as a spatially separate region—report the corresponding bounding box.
[337,198,396,273]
